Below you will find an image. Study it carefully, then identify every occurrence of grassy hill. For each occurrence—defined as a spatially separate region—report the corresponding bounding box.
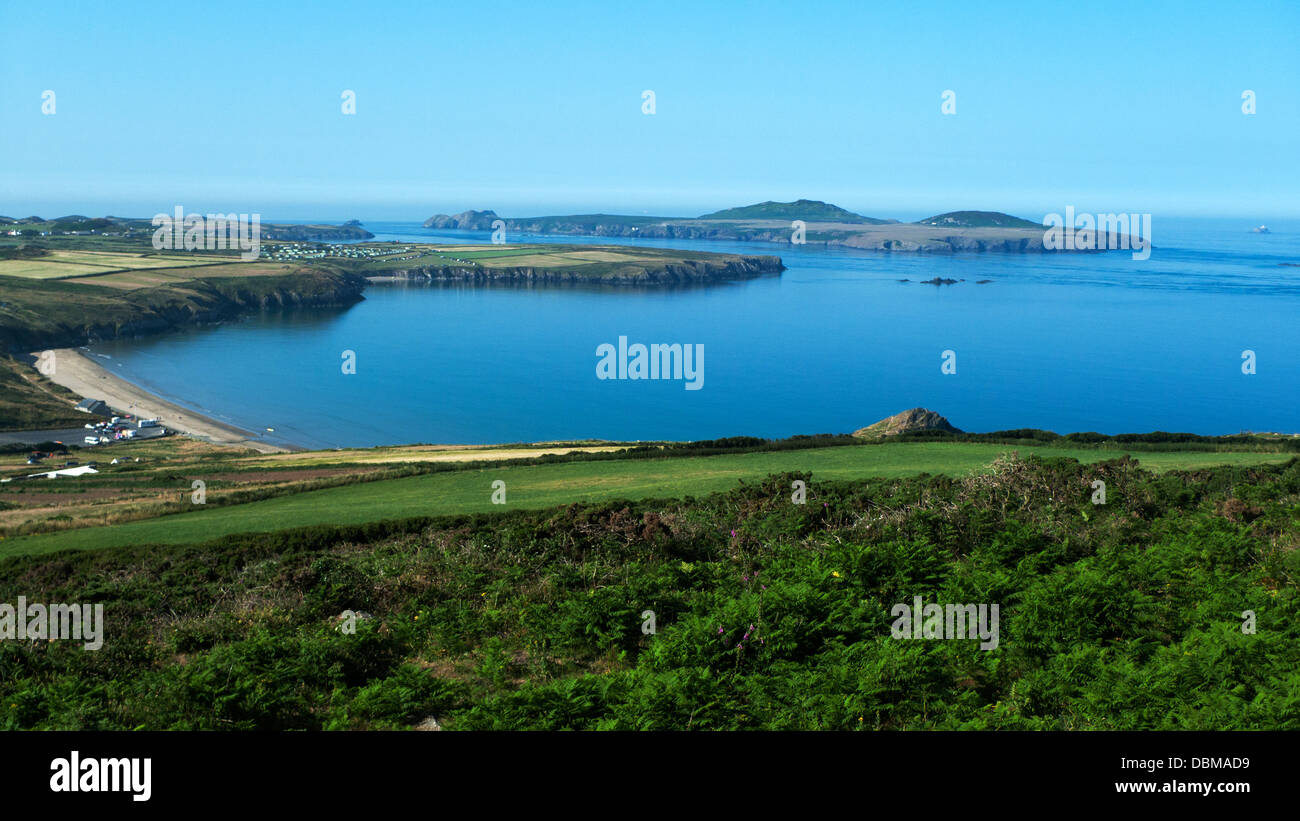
[916,211,1042,229]
[0,355,103,430]
[698,199,890,224]
[2,448,1296,730]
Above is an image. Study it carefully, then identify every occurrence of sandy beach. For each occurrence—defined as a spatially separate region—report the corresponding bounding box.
[36,348,289,454]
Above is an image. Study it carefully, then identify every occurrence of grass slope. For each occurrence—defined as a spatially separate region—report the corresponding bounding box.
[5,442,1292,558]
[698,199,886,223]
[2,453,1296,730]
[0,267,362,351]
[915,211,1041,229]
[0,355,101,430]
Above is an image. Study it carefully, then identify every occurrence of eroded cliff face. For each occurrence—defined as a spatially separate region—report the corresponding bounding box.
[1,272,367,352]
[374,255,785,285]
[422,210,501,230]
[842,234,1051,252]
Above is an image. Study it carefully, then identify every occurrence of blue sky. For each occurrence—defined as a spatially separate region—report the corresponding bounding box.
[1,0,1297,221]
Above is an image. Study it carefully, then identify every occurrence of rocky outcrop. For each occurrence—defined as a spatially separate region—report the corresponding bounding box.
[422,210,501,230]
[843,233,1050,253]
[854,408,962,438]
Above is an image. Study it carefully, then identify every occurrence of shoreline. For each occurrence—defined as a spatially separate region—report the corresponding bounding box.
[36,348,291,454]
[24,348,1299,454]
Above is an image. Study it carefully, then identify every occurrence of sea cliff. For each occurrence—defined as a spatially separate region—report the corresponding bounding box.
[374,254,784,285]
[0,271,367,352]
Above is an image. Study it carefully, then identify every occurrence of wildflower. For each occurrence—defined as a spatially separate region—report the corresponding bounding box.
[832,571,840,578]
[730,530,736,537]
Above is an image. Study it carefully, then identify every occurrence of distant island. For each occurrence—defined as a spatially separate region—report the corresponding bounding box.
[697,199,896,224]
[913,211,1042,229]
[423,200,1095,253]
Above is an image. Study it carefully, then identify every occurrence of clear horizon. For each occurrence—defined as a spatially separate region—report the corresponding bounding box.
[4,208,1299,228]
[2,0,1297,221]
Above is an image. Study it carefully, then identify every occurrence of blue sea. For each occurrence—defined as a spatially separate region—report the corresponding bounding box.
[88,218,1300,449]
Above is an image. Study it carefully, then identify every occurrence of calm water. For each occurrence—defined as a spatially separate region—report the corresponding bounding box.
[90,218,1300,448]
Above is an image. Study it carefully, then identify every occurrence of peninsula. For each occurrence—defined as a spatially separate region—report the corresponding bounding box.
[0,233,782,352]
[359,243,783,285]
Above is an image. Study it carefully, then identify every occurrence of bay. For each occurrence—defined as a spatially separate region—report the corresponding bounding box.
[89,217,1300,448]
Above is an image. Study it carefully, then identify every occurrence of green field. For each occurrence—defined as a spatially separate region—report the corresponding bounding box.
[6,441,1293,557]
[438,247,558,261]
[0,249,230,279]
[352,242,781,281]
